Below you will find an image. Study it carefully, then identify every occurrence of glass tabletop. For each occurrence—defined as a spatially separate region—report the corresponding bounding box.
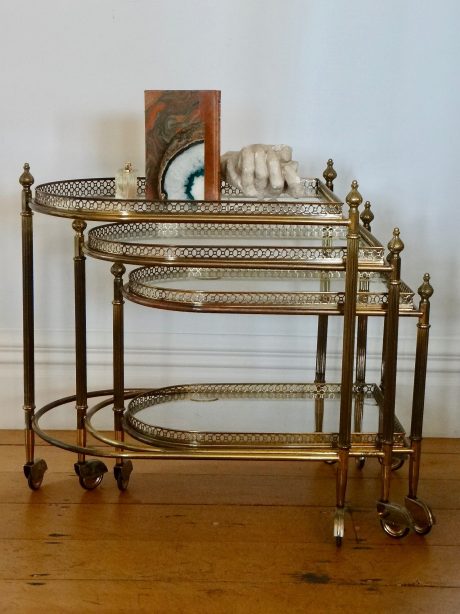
[85,221,385,267]
[125,266,415,313]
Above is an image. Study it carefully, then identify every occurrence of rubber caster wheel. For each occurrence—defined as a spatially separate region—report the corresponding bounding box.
[405,496,435,536]
[74,460,108,491]
[355,456,366,469]
[335,536,343,547]
[379,518,410,539]
[114,460,133,491]
[23,459,48,491]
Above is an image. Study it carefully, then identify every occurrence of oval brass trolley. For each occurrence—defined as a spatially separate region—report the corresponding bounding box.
[19,162,435,544]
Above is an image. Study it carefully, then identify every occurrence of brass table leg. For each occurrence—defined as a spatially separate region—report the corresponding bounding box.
[72,220,107,489]
[314,315,328,432]
[377,230,412,538]
[112,263,133,491]
[20,164,47,490]
[405,274,435,535]
[334,181,361,545]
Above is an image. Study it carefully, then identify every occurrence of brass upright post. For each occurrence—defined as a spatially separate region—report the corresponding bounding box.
[408,273,433,499]
[315,160,337,430]
[354,291,368,434]
[380,250,392,394]
[73,219,88,463]
[354,203,373,433]
[380,229,404,503]
[20,164,35,465]
[337,180,361,507]
[356,206,374,376]
[111,263,126,462]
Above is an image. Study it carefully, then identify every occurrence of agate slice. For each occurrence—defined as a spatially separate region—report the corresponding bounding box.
[145,90,220,200]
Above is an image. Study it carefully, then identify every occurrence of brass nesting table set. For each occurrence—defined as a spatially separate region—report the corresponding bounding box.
[19,160,435,544]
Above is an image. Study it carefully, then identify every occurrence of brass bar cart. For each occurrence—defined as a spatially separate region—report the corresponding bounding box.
[19,161,435,544]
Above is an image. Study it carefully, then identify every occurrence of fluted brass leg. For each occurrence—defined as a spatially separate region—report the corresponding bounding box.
[334,448,349,545]
[408,274,433,499]
[379,230,404,501]
[73,220,88,465]
[317,159,336,434]
[112,263,126,456]
[20,164,48,489]
[354,314,368,430]
[20,165,35,465]
[334,181,362,544]
[336,448,349,508]
[404,275,435,535]
[111,263,132,490]
[375,231,414,539]
[72,220,108,489]
[314,315,328,432]
[408,439,421,500]
[353,306,369,468]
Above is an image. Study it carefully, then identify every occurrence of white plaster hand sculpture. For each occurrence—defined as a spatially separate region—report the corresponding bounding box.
[221,144,303,198]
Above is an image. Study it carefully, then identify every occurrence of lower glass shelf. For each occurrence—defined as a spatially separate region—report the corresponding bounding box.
[124,382,406,450]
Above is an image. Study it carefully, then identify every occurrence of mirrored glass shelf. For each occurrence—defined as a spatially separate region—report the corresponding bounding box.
[124,382,406,449]
[124,266,415,314]
[85,221,385,267]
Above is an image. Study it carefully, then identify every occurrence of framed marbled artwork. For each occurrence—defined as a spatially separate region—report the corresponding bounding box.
[145,90,221,200]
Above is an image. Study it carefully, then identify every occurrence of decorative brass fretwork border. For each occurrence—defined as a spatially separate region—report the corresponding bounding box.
[124,382,406,448]
[33,178,344,219]
[126,267,415,311]
[86,222,385,264]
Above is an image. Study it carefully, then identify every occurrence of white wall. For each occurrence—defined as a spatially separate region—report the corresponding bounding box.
[1,0,459,435]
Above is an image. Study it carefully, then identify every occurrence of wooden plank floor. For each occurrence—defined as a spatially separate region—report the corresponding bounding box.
[1,431,459,614]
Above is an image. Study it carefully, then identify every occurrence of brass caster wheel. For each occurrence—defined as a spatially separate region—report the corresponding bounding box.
[74,460,108,491]
[379,518,410,539]
[413,523,433,536]
[378,454,405,471]
[333,507,345,546]
[377,501,412,539]
[324,460,337,465]
[405,496,435,536]
[391,454,405,471]
[114,460,133,492]
[23,459,48,491]
[355,456,366,469]
[79,474,103,490]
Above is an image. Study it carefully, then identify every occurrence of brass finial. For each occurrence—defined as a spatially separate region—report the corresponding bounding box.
[418,273,433,301]
[19,163,34,188]
[72,219,87,233]
[323,159,337,190]
[360,201,374,230]
[346,180,362,209]
[388,227,404,254]
[111,263,126,278]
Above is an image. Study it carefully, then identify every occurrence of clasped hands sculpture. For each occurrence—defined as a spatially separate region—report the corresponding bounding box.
[221,144,303,198]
